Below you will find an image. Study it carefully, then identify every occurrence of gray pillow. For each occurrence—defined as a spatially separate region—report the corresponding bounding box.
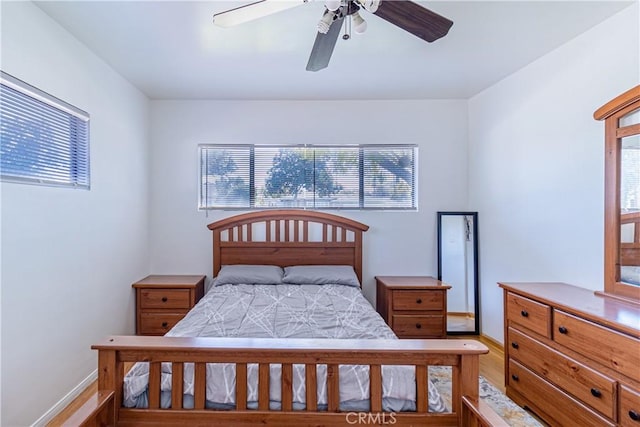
[282,265,361,287]
[214,265,283,286]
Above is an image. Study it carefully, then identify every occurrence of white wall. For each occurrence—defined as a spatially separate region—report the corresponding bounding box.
[468,3,639,342]
[0,3,150,425]
[149,100,469,303]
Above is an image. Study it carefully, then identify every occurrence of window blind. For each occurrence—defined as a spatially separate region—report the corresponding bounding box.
[199,144,417,210]
[0,71,90,189]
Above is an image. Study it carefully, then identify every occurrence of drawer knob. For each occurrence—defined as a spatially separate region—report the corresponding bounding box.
[558,326,568,334]
[511,374,519,381]
[629,410,640,421]
[161,297,168,302]
[511,342,519,349]
[161,322,168,328]
[415,323,422,329]
[590,388,601,398]
[416,298,422,304]
[520,310,529,317]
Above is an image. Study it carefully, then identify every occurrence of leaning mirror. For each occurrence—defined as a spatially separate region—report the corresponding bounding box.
[437,212,480,335]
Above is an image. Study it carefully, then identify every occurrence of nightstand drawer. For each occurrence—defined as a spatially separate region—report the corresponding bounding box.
[392,315,444,337]
[508,327,616,419]
[554,310,640,381]
[139,312,187,335]
[392,290,443,311]
[140,289,191,309]
[506,292,551,338]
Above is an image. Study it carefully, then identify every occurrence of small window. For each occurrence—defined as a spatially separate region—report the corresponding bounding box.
[0,71,90,189]
[199,144,417,210]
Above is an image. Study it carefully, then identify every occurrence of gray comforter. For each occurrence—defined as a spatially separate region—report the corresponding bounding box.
[123,283,448,412]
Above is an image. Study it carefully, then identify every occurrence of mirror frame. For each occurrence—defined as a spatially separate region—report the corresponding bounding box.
[594,85,640,302]
[437,211,480,335]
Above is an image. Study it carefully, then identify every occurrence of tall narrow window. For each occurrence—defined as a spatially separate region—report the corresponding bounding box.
[199,144,417,210]
[0,71,90,189]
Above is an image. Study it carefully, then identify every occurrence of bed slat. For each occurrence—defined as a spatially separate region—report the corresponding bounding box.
[294,220,300,242]
[370,364,382,412]
[236,363,247,410]
[194,362,206,410]
[416,364,428,412]
[341,227,347,242]
[322,224,328,242]
[303,220,309,242]
[281,363,293,411]
[259,363,270,410]
[451,364,460,414]
[284,220,290,242]
[327,364,339,412]
[148,362,161,409]
[266,220,272,242]
[171,362,183,409]
[305,364,317,411]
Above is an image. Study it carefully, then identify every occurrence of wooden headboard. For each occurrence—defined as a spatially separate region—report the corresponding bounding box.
[207,210,370,283]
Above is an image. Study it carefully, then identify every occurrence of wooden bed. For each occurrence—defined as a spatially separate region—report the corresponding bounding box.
[90,210,506,426]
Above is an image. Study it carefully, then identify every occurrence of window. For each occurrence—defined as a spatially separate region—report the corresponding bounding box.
[0,71,90,189]
[199,144,417,210]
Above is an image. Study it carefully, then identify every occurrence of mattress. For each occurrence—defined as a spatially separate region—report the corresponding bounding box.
[123,283,448,412]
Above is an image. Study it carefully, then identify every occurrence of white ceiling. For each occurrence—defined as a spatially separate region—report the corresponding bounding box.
[35,0,633,100]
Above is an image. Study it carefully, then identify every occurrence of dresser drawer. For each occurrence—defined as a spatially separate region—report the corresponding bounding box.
[508,360,615,427]
[139,312,187,335]
[392,315,444,337]
[140,289,191,309]
[620,385,640,427]
[554,310,640,380]
[508,327,616,419]
[392,290,443,311]
[506,292,551,338]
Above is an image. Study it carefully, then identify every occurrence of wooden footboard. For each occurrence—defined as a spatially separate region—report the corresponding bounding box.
[91,336,509,427]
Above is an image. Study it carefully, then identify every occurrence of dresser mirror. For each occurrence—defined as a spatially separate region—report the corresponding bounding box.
[620,133,640,286]
[437,211,480,334]
[595,85,640,301]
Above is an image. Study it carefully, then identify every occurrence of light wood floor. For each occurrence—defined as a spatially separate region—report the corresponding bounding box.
[47,335,505,426]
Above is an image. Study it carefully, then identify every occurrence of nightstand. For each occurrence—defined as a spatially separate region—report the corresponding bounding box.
[375,276,451,338]
[132,275,205,336]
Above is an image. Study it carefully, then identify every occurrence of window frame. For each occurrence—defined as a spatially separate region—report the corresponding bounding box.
[0,71,90,189]
[198,143,418,211]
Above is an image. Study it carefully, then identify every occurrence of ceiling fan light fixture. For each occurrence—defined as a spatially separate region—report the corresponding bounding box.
[351,11,367,34]
[325,0,342,11]
[317,9,338,34]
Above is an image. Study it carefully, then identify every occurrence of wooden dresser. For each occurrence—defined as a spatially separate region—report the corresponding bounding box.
[133,275,205,336]
[500,282,640,427]
[376,276,450,338]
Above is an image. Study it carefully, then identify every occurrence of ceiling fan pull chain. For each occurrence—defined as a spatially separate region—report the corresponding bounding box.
[343,13,351,40]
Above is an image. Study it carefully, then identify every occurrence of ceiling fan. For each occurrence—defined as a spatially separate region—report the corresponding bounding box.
[212,0,453,72]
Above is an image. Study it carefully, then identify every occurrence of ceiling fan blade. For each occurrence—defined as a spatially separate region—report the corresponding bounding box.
[373,0,453,43]
[213,0,306,28]
[306,17,344,72]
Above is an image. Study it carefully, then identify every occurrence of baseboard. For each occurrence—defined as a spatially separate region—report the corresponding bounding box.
[31,369,98,427]
[479,333,504,355]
